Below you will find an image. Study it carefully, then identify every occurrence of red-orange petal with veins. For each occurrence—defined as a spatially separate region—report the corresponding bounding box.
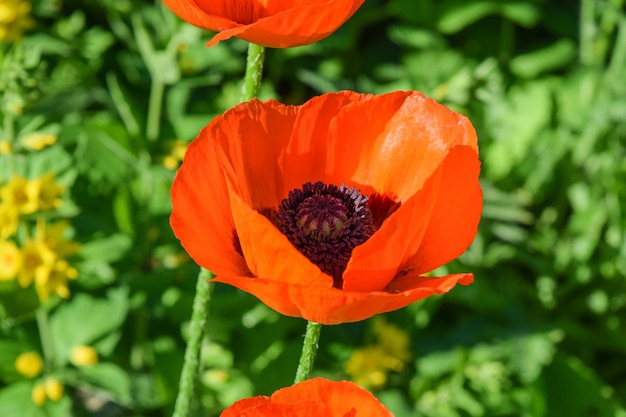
[212,272,472,325]
[163,0,365,48]
[220,378,392,417]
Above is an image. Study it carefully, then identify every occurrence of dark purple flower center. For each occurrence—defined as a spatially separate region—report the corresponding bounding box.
[276,182,375,288]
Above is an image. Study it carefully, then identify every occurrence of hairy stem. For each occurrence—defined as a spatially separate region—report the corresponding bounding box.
[241,43,266,102]
[172,269,214,417]
[294,321,323,383]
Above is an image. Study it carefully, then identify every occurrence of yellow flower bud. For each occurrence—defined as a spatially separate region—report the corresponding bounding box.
[15,352,43,378]
[0,140,11,155]
[44,377,63,401]
[162,155,179,170]
[31,382,47,406]
[70,345,98,367]
[21,133,57,151]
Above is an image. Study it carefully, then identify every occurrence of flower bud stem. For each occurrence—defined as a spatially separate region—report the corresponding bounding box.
[294,321,322,383]
[241,43,265,101]
[172,268,213,417]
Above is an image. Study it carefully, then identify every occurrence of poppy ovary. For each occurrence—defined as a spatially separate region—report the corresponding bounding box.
[276,181,374,288]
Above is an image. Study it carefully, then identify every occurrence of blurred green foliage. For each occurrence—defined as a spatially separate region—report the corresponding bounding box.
[1,0,625,416]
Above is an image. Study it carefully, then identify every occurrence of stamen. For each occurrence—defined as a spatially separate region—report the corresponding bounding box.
[275,181,374,288]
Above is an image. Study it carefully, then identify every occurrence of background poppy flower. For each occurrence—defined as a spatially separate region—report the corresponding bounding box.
[162,0,365,48]
[220,377,393,416]
[170,90,482,325]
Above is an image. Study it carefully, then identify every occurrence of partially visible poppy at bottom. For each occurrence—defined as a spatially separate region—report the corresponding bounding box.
[220,377,393,417]
[170,90,482,325]
[162,0,364,48]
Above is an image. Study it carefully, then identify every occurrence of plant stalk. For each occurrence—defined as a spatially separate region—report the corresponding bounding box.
[241,43,266,102]
[294,321,322,383]
[172,268,213,417]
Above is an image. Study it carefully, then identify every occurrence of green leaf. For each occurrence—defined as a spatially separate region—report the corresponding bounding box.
[74,116,137,189]
[113,186,136,236]
[105,72,142,137]
[0,381,45,417]
[77,363,133,405]
[0,381,69,417]
[484,79,553,179]
[500,2,541,27]
[49,288,129,366]
[510,39,576,78]
[542,354,623,416]
[437,1,498,34]
[79,234,132,264]
[0,341,33,382]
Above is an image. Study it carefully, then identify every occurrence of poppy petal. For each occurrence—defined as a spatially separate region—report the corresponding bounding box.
[325,91,413,186]
[281,91,366,192]
[403,145,482,275]
[341,160,442,292]
[220,378,391,416]
[220,396,268,417]
[206,1,365,48]
[329,91,477,201]
[343,144,480,292]
[162,0,236,32]
[226,178,334,287]
[213,99,299,210]
[170,131,247,277]
[271,378,392,417]
[212,272,472,325]
[164,0,365,48]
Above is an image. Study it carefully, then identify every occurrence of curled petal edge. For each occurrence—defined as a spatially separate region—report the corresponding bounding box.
[210,273,473,325]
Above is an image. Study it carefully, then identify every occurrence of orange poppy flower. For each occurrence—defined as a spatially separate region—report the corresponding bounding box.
[220,377,393,416]
[170,91,482,325]
[162,0,364,48]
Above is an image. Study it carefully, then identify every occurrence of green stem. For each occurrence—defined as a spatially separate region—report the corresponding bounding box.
[36,307,55,371]
[2,111,16,176]
[241,43,266,102]
[294,321,322,383]
[172,268,214,417]
[607,18,626,80]
[171,41,266,417]
[146,77,165,141]
[580,0,596,65]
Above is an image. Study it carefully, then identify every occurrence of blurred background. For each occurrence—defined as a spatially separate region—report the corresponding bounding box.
[0,0,625,416]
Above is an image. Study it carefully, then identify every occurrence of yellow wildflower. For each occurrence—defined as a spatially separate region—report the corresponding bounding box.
[43,377,63,401]
[18,219,79,301]
[15,351,43,378]
[162,155,179,170]
[31,382,47,406]
[0,175,38,214]
[0,0,34,42]
[20,133,57,151]
[345,346,391,389]
[35,258,78,302]
[163,140,188,170]
[40,219,80,258]
[18,236,56,288]
[0,140,11,154]
[0,239,21,281]
[345,318,412,389]
[374,316,411,364]
[0,203,19,238]
[35,173,63,211]
[171,140,187,160]
[70,345,98,367]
